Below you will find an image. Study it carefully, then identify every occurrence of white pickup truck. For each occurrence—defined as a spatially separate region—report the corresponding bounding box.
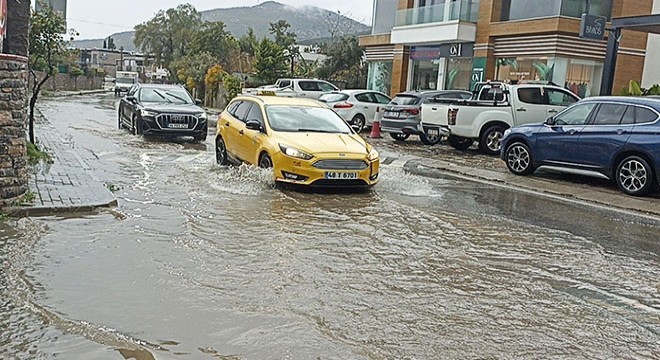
[242,78,339,100]
[420,83,580,155]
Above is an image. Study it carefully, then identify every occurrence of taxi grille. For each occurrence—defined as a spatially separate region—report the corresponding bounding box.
[313,159,368,170]
[156,114,198,130]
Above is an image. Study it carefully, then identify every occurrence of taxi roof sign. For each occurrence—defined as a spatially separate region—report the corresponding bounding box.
[257,90,277,96]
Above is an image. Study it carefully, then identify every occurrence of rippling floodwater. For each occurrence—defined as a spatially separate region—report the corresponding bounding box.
[1,95,659,359]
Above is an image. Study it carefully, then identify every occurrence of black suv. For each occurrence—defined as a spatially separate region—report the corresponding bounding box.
[118,84,208,141]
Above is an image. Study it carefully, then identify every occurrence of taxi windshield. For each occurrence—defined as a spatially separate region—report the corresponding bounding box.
[266,106,352,134]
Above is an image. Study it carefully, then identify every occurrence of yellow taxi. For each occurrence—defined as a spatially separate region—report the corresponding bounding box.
[215,94,380,188]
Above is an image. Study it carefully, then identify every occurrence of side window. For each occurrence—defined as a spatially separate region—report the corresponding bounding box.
[228,101,242,116]
[354,93,373,103]
[547,89,579,106]
[620,106,636,125]
[233,101,253,122]
[591,104,627,125]
[318,82,337,92]
[278,80,291,88]
[554,103,597,126]
[517,88,544,105]
[245,103,264,125]
[298,81,319,91]
[373,93,391,104]
[634,107,659,124]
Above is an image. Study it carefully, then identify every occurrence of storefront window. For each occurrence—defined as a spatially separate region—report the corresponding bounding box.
[367,61,393,95]
[501,0,612,21]
[411,59,440,90]
[445,58,473,90]
[494,56,603,98]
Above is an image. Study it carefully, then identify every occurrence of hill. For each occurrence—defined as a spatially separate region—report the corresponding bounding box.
[73,1,370,52]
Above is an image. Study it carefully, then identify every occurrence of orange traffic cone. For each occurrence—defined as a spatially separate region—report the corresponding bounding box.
[370,106,382,139]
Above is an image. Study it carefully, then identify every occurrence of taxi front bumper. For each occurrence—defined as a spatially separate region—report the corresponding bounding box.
[272,152,380,188]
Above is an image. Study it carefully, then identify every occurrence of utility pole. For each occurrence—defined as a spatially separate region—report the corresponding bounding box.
[119,46,124,71]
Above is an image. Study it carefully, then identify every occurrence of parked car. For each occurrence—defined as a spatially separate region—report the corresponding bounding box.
[118,84,208,141]
[319,90,392,133]
[215,95,380,188]
[420,82,580,154]
[381,90,472,145]
[501,96,660,196]
[242,78,339,100]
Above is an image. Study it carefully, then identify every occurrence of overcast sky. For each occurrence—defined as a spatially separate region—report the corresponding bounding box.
[65,0,374,39]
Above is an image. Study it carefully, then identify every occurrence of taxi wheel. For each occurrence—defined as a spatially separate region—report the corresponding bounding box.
[351,114,366,133]
[215,136,229,165]
[259,153,273,168]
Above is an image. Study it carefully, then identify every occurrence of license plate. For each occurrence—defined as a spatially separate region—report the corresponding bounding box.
[428,128,440,136]
[168,123,189,129]
[325,172,358,180]
[384,111,398,118]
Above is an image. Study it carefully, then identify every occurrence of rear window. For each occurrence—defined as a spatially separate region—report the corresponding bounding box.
[635,107,659,124]
[391,95,420,106]
[319,93,349,103]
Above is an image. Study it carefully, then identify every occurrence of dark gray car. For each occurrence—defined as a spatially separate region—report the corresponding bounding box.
[381,90,472,144]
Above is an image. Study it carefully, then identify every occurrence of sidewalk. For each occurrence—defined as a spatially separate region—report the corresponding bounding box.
[404,157,660,218]
[6,110,117,217]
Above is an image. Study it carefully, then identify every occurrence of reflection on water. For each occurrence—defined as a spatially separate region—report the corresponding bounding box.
[2,95,659,359]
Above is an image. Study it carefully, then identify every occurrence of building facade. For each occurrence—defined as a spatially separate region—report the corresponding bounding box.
[361,0,652,97]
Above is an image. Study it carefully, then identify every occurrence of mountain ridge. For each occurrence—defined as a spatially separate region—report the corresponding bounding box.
[73,1,370,52]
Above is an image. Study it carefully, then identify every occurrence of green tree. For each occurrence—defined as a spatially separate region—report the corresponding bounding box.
[316,35,366,89]
[28,6,72,144]
[69,66,85,90]
[172,52,216,98]
[269,20,298,76]
[239,28,258,56]
[254,38,288,84]
[191,22,240,72]
[134,4,202,78]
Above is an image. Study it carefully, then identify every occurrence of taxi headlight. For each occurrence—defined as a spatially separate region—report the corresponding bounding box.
[141,110,158,117]
[279,144,313,160]
[367,148,379,161]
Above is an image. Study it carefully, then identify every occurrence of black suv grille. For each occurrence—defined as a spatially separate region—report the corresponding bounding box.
[313,159,368,170]
[156,114,198,130]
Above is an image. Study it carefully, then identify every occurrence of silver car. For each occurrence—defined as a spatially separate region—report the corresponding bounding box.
[319,90,392,133]
[382,90,472,145]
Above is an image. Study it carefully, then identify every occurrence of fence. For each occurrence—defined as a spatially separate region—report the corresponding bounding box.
[29,72,104,92]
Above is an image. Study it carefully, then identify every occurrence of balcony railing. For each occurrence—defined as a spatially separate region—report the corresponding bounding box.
[395,0,480,27]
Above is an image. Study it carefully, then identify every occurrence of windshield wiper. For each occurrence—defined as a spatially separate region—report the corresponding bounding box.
[165,91,189,103]
[153,90,173,103]
[296,128,335,133]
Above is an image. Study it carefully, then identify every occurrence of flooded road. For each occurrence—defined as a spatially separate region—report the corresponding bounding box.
[2,94,659,359]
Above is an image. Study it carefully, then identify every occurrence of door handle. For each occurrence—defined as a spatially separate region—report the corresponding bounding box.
[225,122,230,127]
[364,107,369,110]
[568,129,578,135]
[431,108,438,111]
[239,130,244,135]
[548,109,559,113]
[617,129,628,135]
[517,107,527,112]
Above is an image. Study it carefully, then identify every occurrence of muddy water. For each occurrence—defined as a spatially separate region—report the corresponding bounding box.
[1,94,659,359]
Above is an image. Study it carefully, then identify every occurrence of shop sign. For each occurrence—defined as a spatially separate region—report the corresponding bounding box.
[580,14,606,41]
[410,47,441,61]
[440,43,474,58]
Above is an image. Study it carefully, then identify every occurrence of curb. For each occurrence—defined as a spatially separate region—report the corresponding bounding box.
[4,199,119,218]
[403,158,660,219]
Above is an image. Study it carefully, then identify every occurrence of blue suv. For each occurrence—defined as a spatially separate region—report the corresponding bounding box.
[500,97,660,196]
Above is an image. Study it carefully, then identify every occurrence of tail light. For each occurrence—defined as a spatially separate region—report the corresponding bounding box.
[448,108,459,126]
[333,103,354,109]
[402,108,420,116]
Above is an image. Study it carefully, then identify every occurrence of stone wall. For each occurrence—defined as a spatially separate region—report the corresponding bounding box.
[30,72,104,92]
[0,54,28,206]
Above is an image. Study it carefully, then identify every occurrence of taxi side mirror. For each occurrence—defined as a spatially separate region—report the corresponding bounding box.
[126,96,137,103]
[545,116,556,126]
[195,99,203,106]
[245,119,263,132]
